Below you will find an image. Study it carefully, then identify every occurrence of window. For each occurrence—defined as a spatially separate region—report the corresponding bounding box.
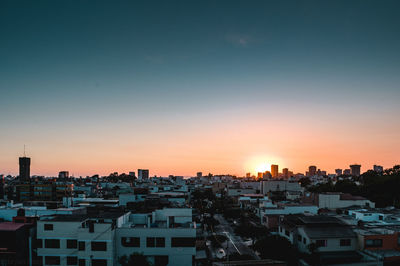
[121,237,140,247]
[285,230,290,237]
[340,239,351,246]
[67,256,78,265]
[171,237,196,247]
[155,255,168,266]
[79,259,85,266]
[91,259,107,266]
[67,239,77,249]
[297,235,302,242]
[78,241,85,251]
[365,239,383,247]
[316,239,327,247]
[36,239,43,248]
[146,237,165,248]
[45,256,60,265]
[156,237,165,247]
[303,238,306,244]
[91,241,107,251]
[44,224,53,231]
[45,239,60,249]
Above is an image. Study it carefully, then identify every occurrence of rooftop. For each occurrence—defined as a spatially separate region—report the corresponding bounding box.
[0,222,29,231]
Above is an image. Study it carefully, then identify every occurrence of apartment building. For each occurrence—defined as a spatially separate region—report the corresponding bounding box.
[37,211,129,266]
[37,208,196,266]
[117,208,196,266]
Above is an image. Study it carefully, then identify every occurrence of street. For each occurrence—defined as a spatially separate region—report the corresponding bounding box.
[213,214,261,260]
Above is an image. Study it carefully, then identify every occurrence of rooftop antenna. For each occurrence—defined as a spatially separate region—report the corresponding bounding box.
[24,144,26,157]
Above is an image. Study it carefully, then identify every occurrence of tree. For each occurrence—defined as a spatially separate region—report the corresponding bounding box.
[253,235,298,265]
[299,177,311,187]
[119,253,153,266]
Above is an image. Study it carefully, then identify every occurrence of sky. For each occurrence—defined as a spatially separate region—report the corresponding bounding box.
[0,0,399,177]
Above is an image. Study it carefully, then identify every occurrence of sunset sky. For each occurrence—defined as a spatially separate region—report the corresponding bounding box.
[1,0,399,177]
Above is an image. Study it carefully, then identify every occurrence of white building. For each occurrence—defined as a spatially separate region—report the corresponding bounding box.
[37,211,130,266]
[117,208,196,266]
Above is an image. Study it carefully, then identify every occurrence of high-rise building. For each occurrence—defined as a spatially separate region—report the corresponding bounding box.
[373,165,383,173]
[19,157,31,182]
[308,166,317,177]
[263,171,272,179]
[196,172,202,178]
[350,164,361,177]
[282,168,289,178]
[343,169,351,175]
[58,171,69,179]
[129,171,136,177]
[257,172,263,179]
[138,169,149,180]
[271,164,279,178]
[335,169,343,176]
[246,172,251,178]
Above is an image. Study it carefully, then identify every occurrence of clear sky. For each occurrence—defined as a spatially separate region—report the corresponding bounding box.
[1,0,399,177]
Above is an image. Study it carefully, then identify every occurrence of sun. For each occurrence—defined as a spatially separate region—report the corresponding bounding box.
[244,155,279,175]
[255,163,270,173]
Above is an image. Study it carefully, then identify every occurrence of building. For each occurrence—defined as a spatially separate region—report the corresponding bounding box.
[37,211,130,266]
[282,168,289,178]
[245,173,251,178]
[117,208,196,266]
[308,166,317,177]
[19,157,31,182]
[305,192,375,209]
[373,165,383,173]
[343,169,351,175]
[263,171,272,179]
[271,165,279,178]
[138,169,149,180]
[58,171,69,179]
[335,169,343,176]
[129,172,136,177]
[260,180,302,195]
[196,172,202,178]
[16,181,73,202]
[350,164,361,177]
[0,221,36,265]
[278,215,380,265]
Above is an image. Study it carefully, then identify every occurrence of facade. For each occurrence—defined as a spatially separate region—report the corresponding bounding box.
[308,166,317,177]
[350,164,362,177]
[271,165,279,178]
[58,171,69,179]
[0,221,35,265]
[138,169,149,180]
[19,157,31,182]
[373,165,383,173]
[36,208,195,266]
[37,212,129,266]
[282,168,289,178]
[117,208,196,266]
[318,193,375,209]
[260,180,302,195]
[335,169,343,176]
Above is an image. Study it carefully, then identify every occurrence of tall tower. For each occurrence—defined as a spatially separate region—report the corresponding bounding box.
[308,166,317,177]
[350,164,361,177]
[138,169,149,180]
[271,164,279,178]
[19,157,31,182]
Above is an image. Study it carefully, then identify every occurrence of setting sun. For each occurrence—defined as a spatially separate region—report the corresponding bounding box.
[244,155,284,175]
[255,163,270,173]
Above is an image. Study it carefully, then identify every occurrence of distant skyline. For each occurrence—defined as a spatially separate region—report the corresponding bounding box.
[1,1,399,176]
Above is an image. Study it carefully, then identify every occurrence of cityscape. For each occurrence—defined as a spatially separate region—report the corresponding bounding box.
[1,1,400,266]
